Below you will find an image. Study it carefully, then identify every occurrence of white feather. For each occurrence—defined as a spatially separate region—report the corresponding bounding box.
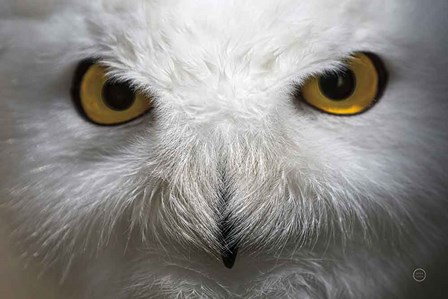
[0,0,447,298]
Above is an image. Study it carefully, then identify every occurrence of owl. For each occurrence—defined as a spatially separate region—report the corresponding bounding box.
[1,0,447,298]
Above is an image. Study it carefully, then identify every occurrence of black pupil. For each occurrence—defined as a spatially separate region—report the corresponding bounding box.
[318,69,356,101]
[102,81,136,111]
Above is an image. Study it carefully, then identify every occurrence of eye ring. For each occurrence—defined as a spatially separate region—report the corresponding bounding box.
[71,60,153,125]
[300,52,388,116]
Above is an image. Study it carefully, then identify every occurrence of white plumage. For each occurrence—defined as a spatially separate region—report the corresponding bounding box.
[0,0,447,298]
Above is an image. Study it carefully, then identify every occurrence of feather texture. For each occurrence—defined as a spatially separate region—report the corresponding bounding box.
[0,0,447,298]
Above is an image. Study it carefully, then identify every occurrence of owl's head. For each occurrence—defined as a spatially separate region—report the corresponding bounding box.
[1,0,447,296]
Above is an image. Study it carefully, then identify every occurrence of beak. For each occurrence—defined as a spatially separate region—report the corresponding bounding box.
[219,212,239,268]
[220,224,238,269]
[218,173,238,269]
[221,243,238,269]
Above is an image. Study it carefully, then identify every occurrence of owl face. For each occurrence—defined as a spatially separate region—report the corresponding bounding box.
[1,0,447,297]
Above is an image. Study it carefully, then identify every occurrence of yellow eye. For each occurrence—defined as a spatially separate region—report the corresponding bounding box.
[301,52,387,115]
[72,61,152,125]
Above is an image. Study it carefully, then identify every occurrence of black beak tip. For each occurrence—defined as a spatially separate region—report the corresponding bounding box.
[221,248,238,269]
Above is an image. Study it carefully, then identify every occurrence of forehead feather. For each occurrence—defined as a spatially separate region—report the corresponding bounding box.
[90,0,382,91]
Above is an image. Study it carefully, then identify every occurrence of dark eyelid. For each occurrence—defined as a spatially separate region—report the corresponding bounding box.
[70,59,97,123]
[361,52,389,101]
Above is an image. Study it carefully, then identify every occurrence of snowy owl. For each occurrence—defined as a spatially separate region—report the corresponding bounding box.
[0,0,447,298]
